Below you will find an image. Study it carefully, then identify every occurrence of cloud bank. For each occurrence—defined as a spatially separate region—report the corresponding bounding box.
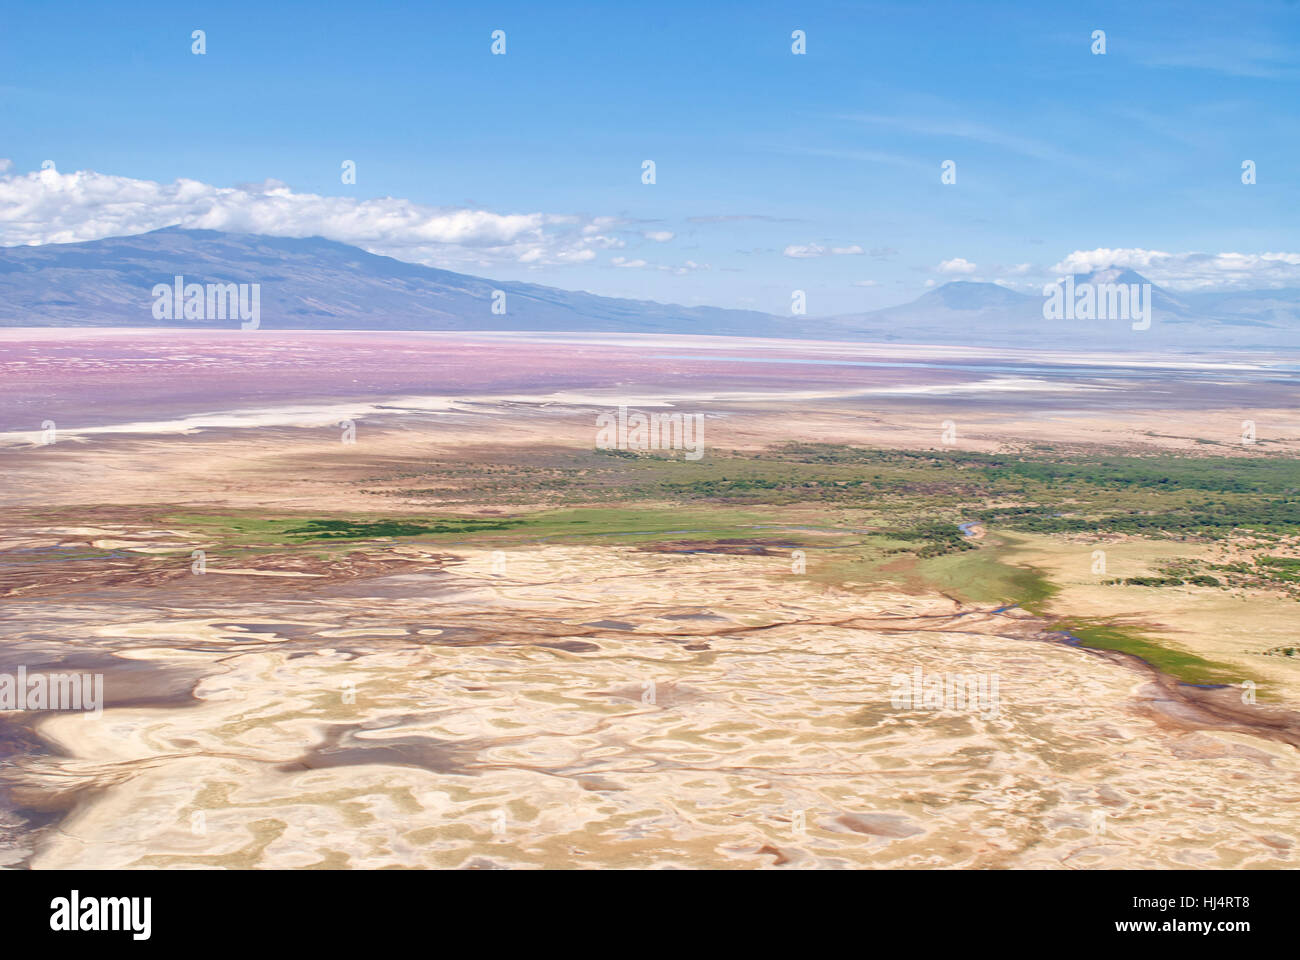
[1052,248,1300,291]
[4,165,1299,294]
[0,164,626,269]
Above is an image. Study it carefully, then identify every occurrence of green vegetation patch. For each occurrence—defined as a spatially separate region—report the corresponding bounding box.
[1050,618,1241,687]
[1103,575,1222,588]
[168,506,848,551]
[1257,556,1300,583]
[368,442,1300,546]
[916,547,1057,611]
[282,518,519,541]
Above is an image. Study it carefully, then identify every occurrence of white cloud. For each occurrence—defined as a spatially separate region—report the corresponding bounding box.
[783,242,864,259]
[0,166,625,269]
[1053,247,1300,290]
[643,230,674,242]
[852,279,878,287]
[610,256,709,275]
[937,257,977,274]
[784,243,826,258]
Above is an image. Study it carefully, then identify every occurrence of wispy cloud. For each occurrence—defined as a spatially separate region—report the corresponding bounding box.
[784,243,865,259]
[770,144,922,170]
[841,113,1070,165]
[610,256,710,275]
[1130,35,1299,80]
[686,214,802,224]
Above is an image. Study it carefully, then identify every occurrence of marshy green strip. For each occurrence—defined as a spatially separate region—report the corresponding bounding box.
[1049,618,1243,687]
[165,505,1257,690]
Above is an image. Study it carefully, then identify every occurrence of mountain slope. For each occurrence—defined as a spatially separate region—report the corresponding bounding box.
[0,227,791,336]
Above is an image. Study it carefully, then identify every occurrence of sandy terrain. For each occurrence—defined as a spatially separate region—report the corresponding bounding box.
[1004,533,1300,702]
[1,331,1296,869]
[5,540,1295,869]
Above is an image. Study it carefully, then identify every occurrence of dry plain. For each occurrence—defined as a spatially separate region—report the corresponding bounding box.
[1,330,1297,869]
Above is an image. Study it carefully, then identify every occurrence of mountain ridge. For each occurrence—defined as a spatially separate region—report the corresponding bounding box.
[1,228,1296,349]
[0,227,794,337]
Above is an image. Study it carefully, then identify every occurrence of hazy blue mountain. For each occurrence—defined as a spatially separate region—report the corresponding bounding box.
[1181,286,1300,328]
[0,227,794,336]
[824,272,1298,349]
[823,280,1036,333]
[1,228,1296,350]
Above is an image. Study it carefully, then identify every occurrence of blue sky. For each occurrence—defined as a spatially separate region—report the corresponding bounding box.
[2,0,1298,314]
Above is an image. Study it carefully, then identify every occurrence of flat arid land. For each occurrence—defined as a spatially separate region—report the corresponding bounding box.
[1,330,1298,869]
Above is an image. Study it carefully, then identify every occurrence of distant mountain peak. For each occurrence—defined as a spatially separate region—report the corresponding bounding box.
[1073,267,1153,287]
[820,268,1294,349]
[922,280,1034,309]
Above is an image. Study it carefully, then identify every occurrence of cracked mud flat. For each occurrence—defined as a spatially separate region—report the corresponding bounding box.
[3,539,1296,870]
